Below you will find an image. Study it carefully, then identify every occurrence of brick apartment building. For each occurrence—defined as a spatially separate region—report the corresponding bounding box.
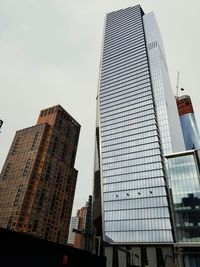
[0,105,80,244]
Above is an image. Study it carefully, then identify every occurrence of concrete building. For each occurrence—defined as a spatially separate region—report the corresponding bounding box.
[0,105,80,244]
[93,4,185,267]
[176,95,200,150]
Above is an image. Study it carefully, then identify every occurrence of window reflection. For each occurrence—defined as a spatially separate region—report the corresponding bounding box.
[167,152,200,242]
[105,230,173,243]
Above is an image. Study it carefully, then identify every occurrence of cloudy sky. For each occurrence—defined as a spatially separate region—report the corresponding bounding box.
[0,0,200,214]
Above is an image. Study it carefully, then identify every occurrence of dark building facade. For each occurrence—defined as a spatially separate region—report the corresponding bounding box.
[0,105,80,244]
[0,227,106,267]
[176,95,200,150]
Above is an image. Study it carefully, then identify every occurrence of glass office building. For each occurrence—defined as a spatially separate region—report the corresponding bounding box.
[93,5,185,246]
[166,150,200,243]
[166,150,200,267]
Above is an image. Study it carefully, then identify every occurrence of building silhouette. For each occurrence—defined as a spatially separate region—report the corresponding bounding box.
[176,95,200,150]
[0,105,80,244]
[0,227,106,267]
[93,4,186,266]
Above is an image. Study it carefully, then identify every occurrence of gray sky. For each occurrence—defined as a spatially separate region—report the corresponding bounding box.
[0,0,200,214]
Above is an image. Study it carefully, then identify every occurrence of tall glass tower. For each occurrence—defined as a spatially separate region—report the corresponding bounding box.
[176,95,200,150]
[93,4,185,249]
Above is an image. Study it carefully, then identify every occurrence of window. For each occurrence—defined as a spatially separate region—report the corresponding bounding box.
[7,216,13,230]
[45,163,52,180]
[38,189,45,211]
[51,137,58,156]
[61,200,67,221]
[61,144,67,162]
[2,163,11,180]
[13,185,23,206]
[57,119,62,129]
[23,159,31,176]
[50,194,56,214]
[11,137,20,155]
[31,132,39,150]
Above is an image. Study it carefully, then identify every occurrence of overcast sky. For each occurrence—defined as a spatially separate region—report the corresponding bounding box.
[0,0,200,214]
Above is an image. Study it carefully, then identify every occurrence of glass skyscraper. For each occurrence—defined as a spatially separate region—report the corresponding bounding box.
[93,4,185,249]
[176,95,200,150]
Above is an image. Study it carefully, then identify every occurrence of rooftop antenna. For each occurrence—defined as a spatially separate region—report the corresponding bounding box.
[176,71,185,97]
[176,71,179,97]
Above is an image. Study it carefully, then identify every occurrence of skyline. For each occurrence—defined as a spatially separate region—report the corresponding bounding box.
[1,0,200,214]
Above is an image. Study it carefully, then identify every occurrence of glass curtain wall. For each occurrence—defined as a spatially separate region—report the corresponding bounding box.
[166,151,200,242]
[180,113,200,150]
[95,5,173,243]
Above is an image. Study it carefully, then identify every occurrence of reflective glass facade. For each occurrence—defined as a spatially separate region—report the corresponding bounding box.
[177,95,200,150]
[92,5,187,244]
[180,114,200,150]
[166,151,200,242]
[143,13,185,155]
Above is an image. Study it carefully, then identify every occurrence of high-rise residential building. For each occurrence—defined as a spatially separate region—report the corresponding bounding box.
[93,4,185,266]
[176,95,200,150]
[74,206,88,249]
[0,105,80,244]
